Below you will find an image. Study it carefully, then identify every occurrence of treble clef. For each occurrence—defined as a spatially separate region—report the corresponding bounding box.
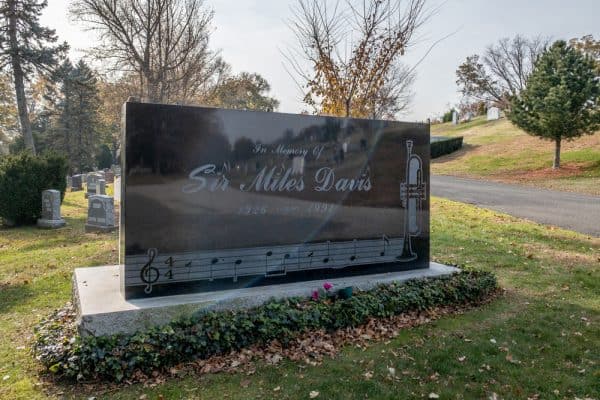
[140,248,159,294]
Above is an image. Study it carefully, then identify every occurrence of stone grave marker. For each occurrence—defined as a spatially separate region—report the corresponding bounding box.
[72,101,463,336]
[487,106,500,121]
[451,110,458,125]
[96,179,106,195]
[85,195,117,233]
[37,189,66,228]
[114,175,121,202]
[85,173,100,198]
[71,175,83,191]
[66,175,72,190]
[104,170,115,183]
[119,102,431,299]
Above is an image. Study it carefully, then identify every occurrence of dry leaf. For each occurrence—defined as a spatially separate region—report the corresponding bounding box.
[273,386,281,391]
[363,371,374,380]
[309,390,320,398]
[458,356,466,362]
[428,393,440,399]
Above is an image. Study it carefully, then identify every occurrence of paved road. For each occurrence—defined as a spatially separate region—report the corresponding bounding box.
[431,175,600,237]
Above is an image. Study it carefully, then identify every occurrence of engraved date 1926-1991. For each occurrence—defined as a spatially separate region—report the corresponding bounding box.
[237,202,335,216]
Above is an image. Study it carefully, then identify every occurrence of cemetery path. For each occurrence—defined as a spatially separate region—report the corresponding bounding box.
[431,175,600,237]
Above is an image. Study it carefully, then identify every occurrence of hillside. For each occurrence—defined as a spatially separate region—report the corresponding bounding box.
[430,116,600,196]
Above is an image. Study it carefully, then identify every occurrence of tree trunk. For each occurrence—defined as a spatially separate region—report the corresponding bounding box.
[7,0,36,155]
[553,137,561,169]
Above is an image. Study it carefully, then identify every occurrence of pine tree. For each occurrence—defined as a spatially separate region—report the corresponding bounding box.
[0,0,68,155]
[508,41,600,169]
[48,59,101,173]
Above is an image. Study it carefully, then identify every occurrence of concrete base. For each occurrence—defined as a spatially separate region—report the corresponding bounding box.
[84,224,117,233]
[37,218,66,229]
[73,263,460,337]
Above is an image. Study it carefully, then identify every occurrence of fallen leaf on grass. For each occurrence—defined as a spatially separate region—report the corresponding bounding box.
[309,390,320,398]
[363,371,373,380]
[458,356,466,362]
[428,393,440,399]
[505,354,521,364]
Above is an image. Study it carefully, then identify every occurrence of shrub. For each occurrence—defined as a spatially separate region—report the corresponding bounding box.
[0,152,68,226]
[34,270,498,382]
[96,144,113,170]
[442,109,455,123]
[431,136,464,158]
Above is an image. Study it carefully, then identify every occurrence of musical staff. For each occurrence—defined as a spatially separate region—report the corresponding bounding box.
[125,236,416,293]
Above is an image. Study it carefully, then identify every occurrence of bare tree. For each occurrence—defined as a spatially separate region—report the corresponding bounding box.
[286,0,427,119]
[70,0,223,103]
[456,35,550,109]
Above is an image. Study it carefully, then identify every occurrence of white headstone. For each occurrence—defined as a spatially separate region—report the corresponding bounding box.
[487,107,500,121]
[114,175,121,202]
[37,189,66,229]
[85,195,117,233]
[451,111,458,125]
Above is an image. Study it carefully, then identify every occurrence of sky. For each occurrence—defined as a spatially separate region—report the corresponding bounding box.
[41,0,600,122]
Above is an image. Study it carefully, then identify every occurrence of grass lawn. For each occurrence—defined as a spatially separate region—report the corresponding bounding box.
[1,189,599,399]
[431,116,600,195]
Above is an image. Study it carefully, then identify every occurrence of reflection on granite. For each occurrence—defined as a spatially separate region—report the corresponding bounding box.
[121,102,430,298]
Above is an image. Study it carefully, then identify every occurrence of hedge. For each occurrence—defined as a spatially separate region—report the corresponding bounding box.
[34,270,498,382]
[431,136,463,159]
[0,152,68,225]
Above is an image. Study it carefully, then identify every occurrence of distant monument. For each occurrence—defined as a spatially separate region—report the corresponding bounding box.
[96,179,106,195]
[85,195,117,233]
[71,175,83,191]
[37,189,66,229]
[487,107,500,121]
[451,110,458,125]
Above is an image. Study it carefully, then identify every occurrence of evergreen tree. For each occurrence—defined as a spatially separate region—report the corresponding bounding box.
[47,60,101,173]
[508,41,600,169]
[0,0,68,155]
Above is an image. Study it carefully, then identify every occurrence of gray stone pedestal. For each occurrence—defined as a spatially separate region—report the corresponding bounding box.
[85,195,117,233]
[73,263,460,337]
[37,189,66,229]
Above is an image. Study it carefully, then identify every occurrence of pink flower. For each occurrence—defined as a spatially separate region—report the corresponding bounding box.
[311,290,319,301]
[323,282,333,291]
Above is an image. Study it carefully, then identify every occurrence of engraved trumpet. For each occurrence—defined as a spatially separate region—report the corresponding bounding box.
[397,140,426,262]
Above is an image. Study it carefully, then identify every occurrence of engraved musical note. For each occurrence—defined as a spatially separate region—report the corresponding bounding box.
[140,248,159,294]
[185,260,192,279]
[323,240,331,264]
[266,252,289,277]
[307,250,314,269]
[380,235,390,257]
[210,258,218,281]
[350,239,358,261]
[233,259,242,282]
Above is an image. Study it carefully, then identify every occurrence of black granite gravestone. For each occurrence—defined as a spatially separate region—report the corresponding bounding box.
[121,101,430,299]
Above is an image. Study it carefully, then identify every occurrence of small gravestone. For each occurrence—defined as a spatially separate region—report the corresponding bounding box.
[85,195,117,233]
[487,107,500,121]
[37,189,66,229]
[104,170,115,183]
[96,179,106,195]
[66,175,72,190]
[71,175,83,191]
[85,173,100,198]
[451,110,458,125]
[114,175,121,202]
